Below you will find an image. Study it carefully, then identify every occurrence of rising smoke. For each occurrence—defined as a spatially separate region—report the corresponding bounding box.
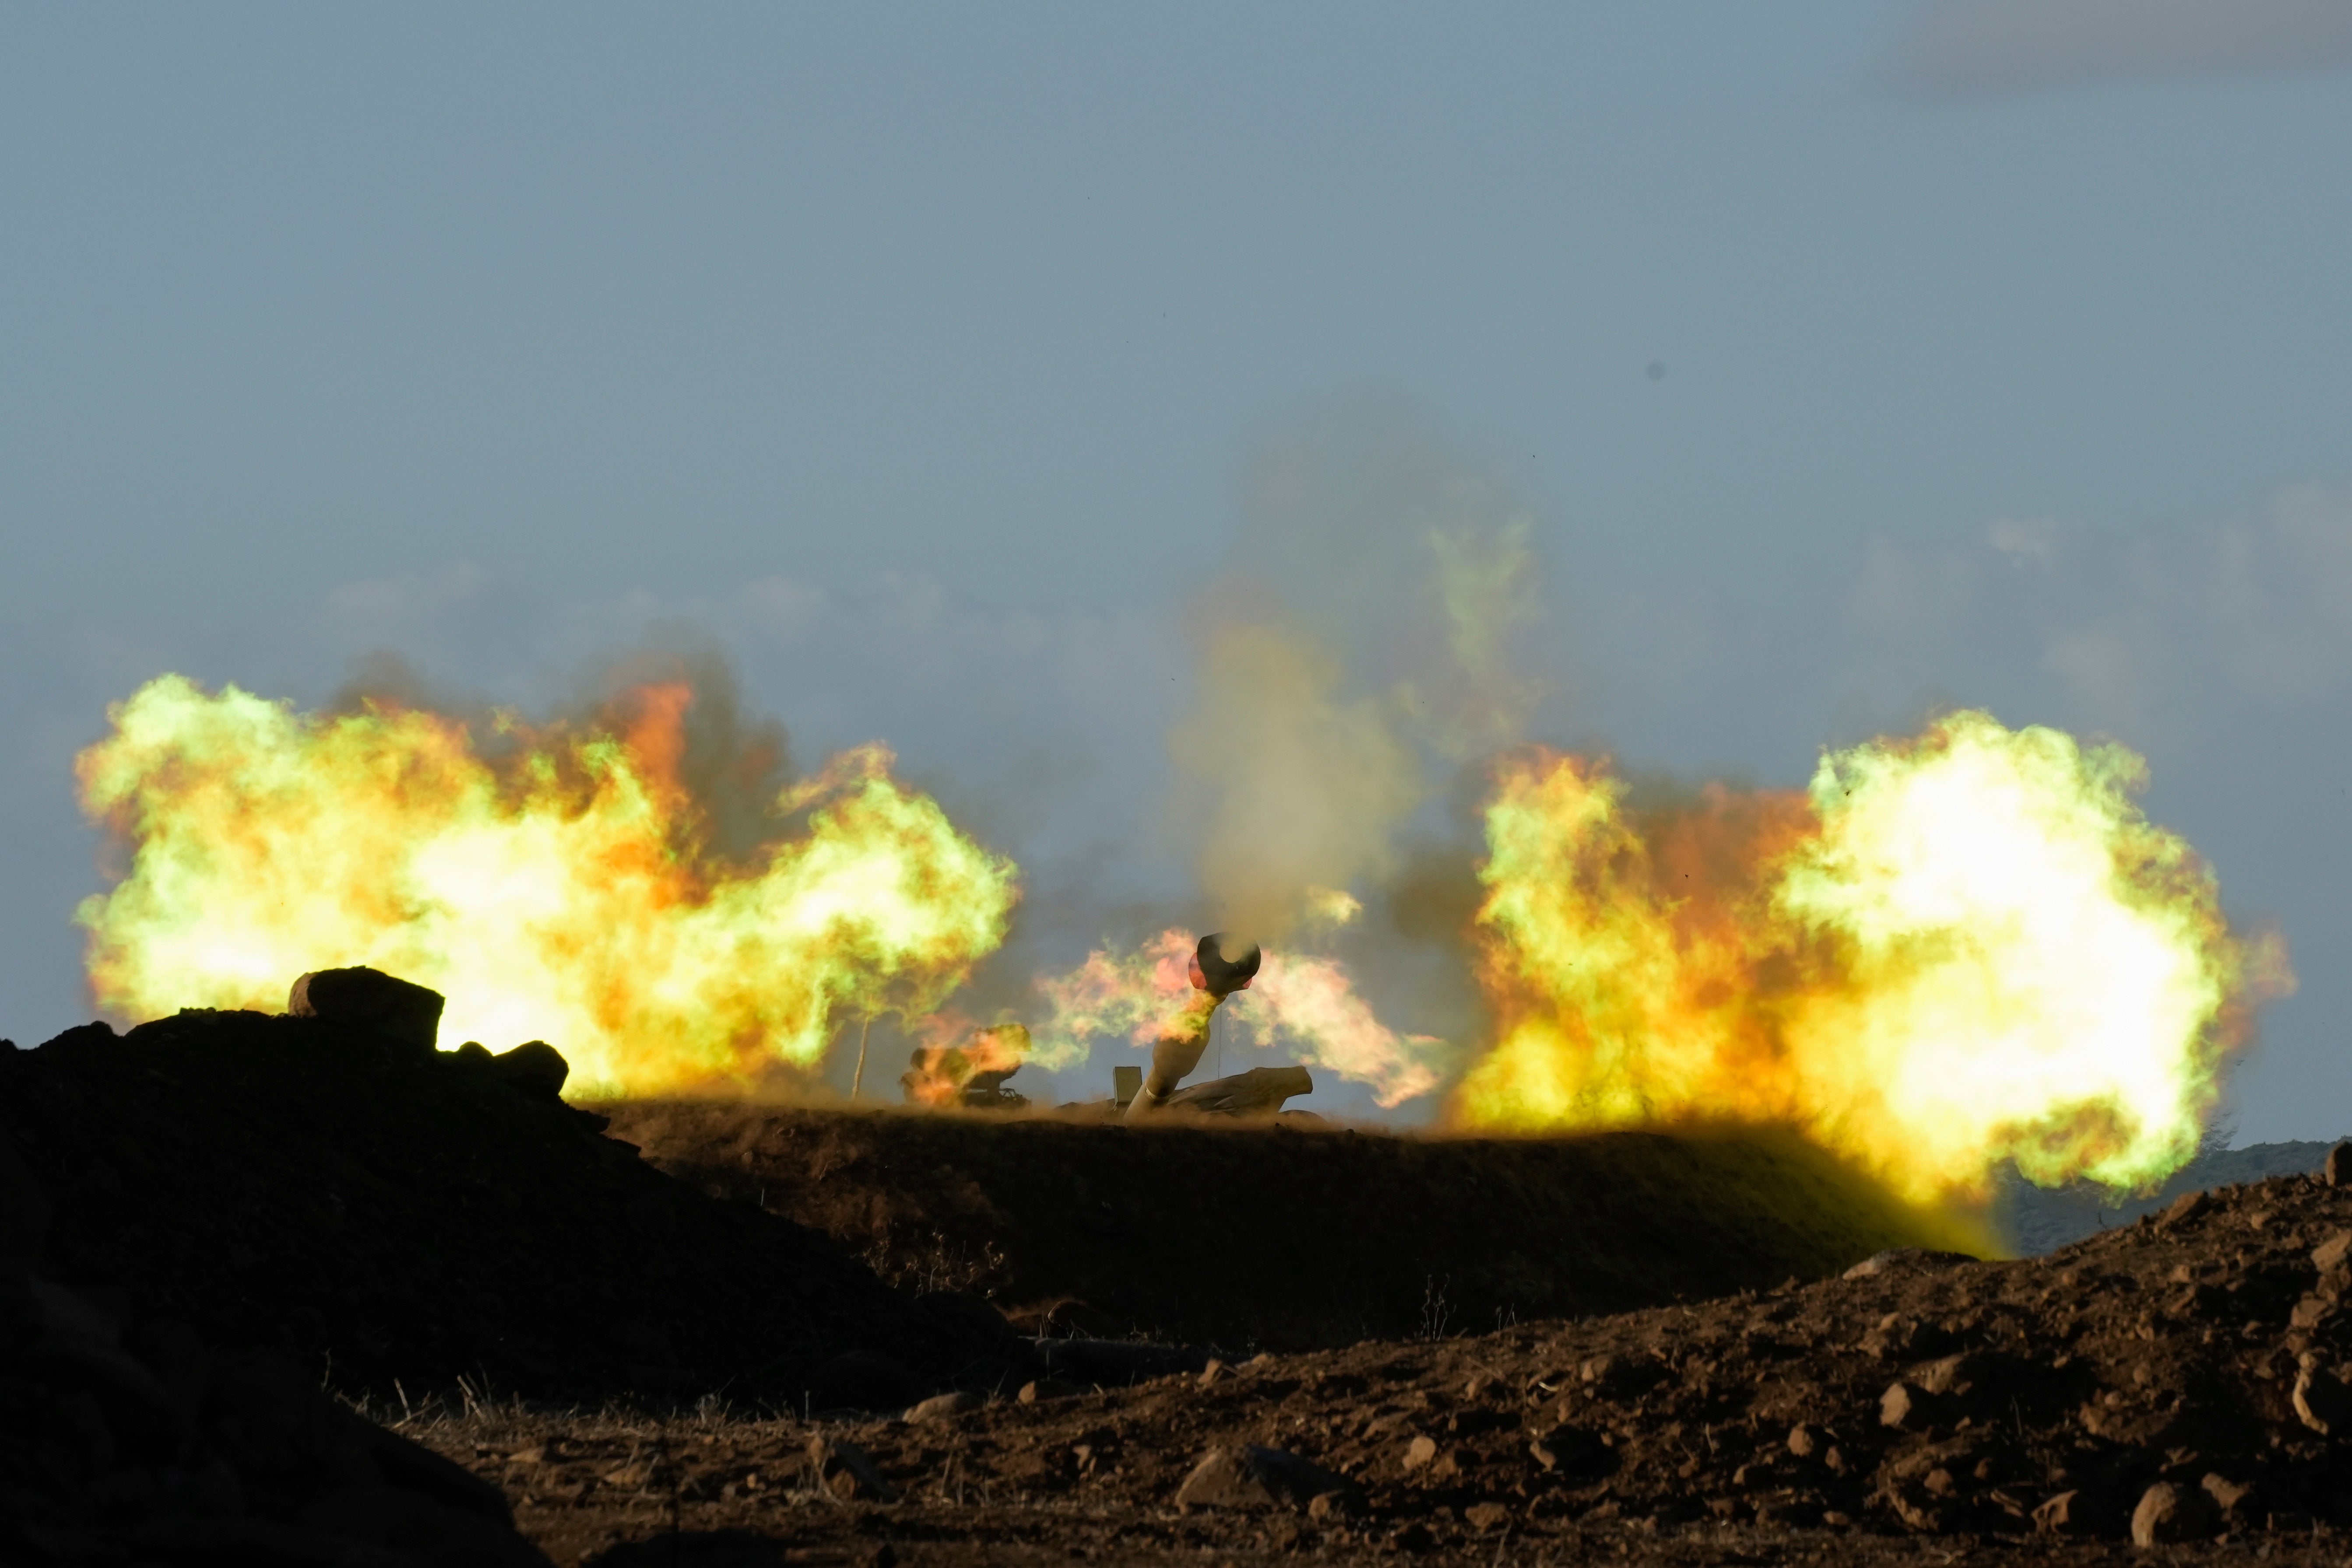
[1171,406,1551,943]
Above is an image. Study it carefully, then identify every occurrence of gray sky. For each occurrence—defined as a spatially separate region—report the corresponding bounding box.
[4,4,2348,1140]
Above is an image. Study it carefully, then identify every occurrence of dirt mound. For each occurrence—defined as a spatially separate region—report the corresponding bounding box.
[416,1152,2352,1564]
[1999,1138,2350,1255]
[2,1123,554,1566]
[0,1011,1023,1407]
[605,1102,1972,1351]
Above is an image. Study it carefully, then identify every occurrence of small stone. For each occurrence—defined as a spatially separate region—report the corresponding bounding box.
[2132,1481,2214,1545]
[2325,1141,2349,1188]
[1880,1381,1922,1428]
[1923,1467,1955,1498]
[1915,1353,1973,1395]
[2033,1490,2085,1535]
[2161,1190,2210,1228]
[1888,1489,1946,1532]
[2313,1230,2352,1273]
[903,1391,982,1423]
[1197,1358,1227,1389]
[1402,1434,1438,1472]
[2291,1367,2352,1435]
[1306,1491,1350,1522]
[1463,1501,1513,1533]
[2201,1473,2255,1514]
[1527,1439,1558,1472]
[1785,1422,1816,1458]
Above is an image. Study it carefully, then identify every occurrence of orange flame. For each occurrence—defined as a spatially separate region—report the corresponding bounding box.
[74,674,1019,1096]
[900,1021,1032,1108]
[1451,711,2292,1202]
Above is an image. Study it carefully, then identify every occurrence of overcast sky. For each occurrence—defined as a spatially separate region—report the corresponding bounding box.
[4,4,2349,1142]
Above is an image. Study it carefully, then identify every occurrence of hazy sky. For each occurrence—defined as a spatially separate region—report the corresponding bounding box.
[5,4,2349,1140]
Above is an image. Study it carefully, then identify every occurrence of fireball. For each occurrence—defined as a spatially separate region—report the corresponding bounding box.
[75,674,1019,1097]
[1452,711,2290,1202]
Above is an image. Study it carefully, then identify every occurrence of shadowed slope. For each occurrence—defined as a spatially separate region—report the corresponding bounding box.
[606,1102,1979,1352]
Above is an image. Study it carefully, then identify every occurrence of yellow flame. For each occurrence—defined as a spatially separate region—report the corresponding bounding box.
[1302,886,1364,929]
[74,674,1019,1096]
[901,1021,1032,1108]
[1452,710,2290,1202]
[1034,927,1447,1107]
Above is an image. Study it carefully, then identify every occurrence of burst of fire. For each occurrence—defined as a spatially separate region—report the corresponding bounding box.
[75,674,1019,1096]
[1452,710,2291,1202]
[1034,928,1447,1107]
[900,1021,1032,1108]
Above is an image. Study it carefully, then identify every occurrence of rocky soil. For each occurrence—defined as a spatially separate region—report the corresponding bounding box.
[1997,1140,2350,1257]
[396,1156,2352,1565]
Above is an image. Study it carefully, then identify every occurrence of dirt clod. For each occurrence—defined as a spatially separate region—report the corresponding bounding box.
[2132,1480,2215,1545]
[1174,1444,1353,1513]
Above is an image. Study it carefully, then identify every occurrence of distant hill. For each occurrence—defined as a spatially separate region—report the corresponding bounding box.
[1993,1136,2347,1255]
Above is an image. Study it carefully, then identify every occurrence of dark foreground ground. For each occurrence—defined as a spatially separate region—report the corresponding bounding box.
[4,1005,2350,1565]
[391,1164,2352,1565]
[0,1008,1965,1403]
[601,1100,1980,1350]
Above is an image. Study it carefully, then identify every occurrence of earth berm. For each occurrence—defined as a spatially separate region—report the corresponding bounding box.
[5,1005,2351,1564]
[407,1152,2352,1565]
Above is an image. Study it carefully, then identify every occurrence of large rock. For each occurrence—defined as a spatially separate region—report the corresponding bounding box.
[288,967,445,1052]
[2131,1481,2214,1545]
[490,1040,570,1101]
[1174,1445,1357,1513]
